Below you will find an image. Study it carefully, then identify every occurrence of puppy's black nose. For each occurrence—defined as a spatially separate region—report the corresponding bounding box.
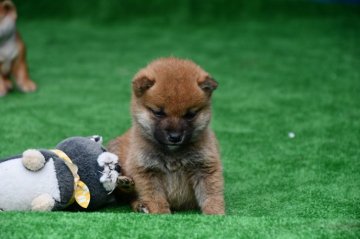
[167,132,183,143]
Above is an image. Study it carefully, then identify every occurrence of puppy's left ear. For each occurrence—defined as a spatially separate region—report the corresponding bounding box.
[198,75,218,95]
[132,71,155,97]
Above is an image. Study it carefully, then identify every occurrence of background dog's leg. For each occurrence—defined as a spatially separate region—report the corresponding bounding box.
[0,74,8,97]
[11,33,36,93]
[4,77,13,91]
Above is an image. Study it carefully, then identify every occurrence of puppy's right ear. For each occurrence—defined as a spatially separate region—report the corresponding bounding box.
[198,75,218,96]
[132,73,155,97]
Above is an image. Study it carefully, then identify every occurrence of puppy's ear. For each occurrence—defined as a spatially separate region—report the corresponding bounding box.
[132,73,155,97]
[198,75,218,95]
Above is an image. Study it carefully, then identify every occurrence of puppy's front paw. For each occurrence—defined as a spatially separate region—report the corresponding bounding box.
[138,204,149,213]
[117,176,135,193]
[201,197,225,215]
[132,201,149,214]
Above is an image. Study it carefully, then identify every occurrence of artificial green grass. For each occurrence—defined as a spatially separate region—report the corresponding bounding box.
[1,6,360,239]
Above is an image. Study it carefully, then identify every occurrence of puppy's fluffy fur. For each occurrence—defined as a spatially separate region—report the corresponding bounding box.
[108,58,225,214]
[0,0,36,97]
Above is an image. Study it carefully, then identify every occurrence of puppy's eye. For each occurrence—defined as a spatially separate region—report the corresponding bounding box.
[184,111,197,120]
[149,108,166,118]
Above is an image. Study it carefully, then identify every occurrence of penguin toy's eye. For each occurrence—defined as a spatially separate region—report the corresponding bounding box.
[90,135,103,144]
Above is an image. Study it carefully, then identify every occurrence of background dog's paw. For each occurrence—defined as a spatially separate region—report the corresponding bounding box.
[18,80,37,93]
[22,149,45,171]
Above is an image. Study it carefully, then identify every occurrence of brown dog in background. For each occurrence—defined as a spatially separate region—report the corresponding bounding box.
[0,0,36,97]
[108,58,225,214]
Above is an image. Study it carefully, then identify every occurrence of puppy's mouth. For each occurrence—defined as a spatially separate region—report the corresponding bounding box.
[160,142,185,147]
[157,140,186,150]
[165,144,181,151]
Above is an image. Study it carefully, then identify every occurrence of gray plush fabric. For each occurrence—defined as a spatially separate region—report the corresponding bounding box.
[20,150,74,210]
[40,150,74,210]
[56,137,116,210]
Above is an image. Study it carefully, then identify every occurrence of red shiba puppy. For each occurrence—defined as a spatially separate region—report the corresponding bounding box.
[109,58,225,214]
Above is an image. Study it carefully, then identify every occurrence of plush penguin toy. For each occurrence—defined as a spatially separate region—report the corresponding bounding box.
[0,136,123,211]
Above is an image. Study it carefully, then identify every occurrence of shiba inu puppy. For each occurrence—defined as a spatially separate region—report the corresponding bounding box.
[108,58,225,214]
[0,0,36,97]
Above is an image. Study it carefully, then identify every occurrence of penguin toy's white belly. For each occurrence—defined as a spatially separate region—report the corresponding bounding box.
[0,157,60,211]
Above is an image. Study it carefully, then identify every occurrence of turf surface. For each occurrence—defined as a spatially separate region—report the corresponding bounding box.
[1,4,360,239]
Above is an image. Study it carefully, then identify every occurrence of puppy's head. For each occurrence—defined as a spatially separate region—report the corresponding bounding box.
[131,58,218,149]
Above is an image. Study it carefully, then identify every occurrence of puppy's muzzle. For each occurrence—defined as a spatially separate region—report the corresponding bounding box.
[167,131,184,144]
